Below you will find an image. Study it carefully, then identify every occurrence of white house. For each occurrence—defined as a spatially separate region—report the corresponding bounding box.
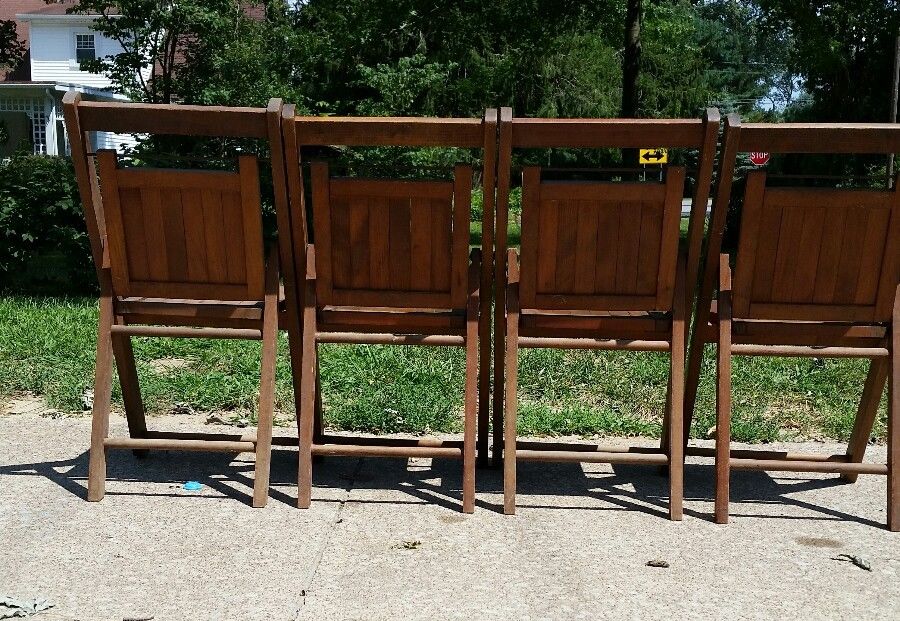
[0,0,135,157]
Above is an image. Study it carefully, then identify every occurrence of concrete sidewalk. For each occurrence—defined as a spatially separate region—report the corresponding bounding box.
[1,412,898,620]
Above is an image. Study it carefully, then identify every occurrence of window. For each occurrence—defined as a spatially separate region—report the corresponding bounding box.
[75,34,96,63]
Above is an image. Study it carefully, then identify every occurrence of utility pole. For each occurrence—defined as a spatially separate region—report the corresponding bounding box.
[621,0,642,167]
[888,31,899,188]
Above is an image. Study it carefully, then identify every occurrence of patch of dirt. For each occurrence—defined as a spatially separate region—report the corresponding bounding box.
[147,357,191,375]
[1,393,59,417]
[796,536,844,549]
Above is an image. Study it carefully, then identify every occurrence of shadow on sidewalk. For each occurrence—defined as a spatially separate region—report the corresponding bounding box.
[0,441,882,528]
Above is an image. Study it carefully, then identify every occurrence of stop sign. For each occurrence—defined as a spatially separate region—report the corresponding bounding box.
[749,152,770,166]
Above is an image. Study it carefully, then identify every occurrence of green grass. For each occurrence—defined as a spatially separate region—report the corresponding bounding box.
[0,295,887,443]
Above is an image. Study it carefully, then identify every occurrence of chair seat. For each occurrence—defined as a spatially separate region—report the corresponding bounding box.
[519,308,672,340]
[317,306,466,336]
[706,300,887,347]
[116,295,284,329]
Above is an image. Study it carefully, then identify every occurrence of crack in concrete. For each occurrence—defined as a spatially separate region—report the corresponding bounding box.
[293,457,364,619]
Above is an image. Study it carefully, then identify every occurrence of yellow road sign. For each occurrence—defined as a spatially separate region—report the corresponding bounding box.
[639,148,668,165]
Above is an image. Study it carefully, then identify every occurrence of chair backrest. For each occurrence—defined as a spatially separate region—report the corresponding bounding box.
[62,93,287,302]
[704,119,900,324]
[97,150,264,300]
[519,165,685,311]
[309,162,472,309]
[497,110,721,315]
[281,113,497,313]
[733,171,900,322]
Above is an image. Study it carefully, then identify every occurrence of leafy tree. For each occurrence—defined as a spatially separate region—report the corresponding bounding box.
[758,0,900,122]
[0,20,26,73]
[70,0,297,106]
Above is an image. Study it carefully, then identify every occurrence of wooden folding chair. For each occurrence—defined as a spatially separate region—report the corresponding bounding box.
[496,109,720,517]
[280,111,497,512]
[63,93,290,507]
[683,117,900,529]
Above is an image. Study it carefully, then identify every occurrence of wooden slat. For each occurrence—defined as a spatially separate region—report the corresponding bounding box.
[293,117,484,147]
[655,167,685,308]
[330,197,351,290]
[812,203,847,304]
[331,178,453,200]
[430,198,451,291]
[119,188,149,282]
[534,293,658,311]
[573,200,599,294]
[748,302,876,323]
[348,195,371,289]
[594,202,619,294]
[615,201,641,295]
[769,206,805,303]
[126,281,254,301]
[853,207,890,305]
[510,118,704,148]
[139,187,168,282]
[318,308,464,332]
[554,199,578,294]
[388,196,412,290]
[409,197,433,290]
[78,101,266,138]
[790,206,826,303]
[310,162,335,303]
[449,165,472,309]
[77,102,268,137]
[517,337,670,352]
[635,198,662,295]
[519,166,542,307]
[535,200,558,295]
[833,209,870,304]
[764,187,893,209]
[732,171,767,316]
[368,195,391,289]
[220,190,247,285]
[238,156,264,298]
[160,188,188,282]
[180,188,208,282]
[201,190,228,282]
[739,123,900,154]
[116,168,241,192]
[329,289,452,309]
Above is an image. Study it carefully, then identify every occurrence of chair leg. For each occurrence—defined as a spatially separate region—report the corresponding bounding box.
[493,292,506,469]
[252,301,278,509]
[715,299,732,525]
[889,324,900,531]
[843,358,888,483]
[87,296,115,502]
[668,322,685,522]
[463,306,479,513]
[110,327,148,458]
[477,305,491,468]
[297,286,317,509]
[503,294,519,515]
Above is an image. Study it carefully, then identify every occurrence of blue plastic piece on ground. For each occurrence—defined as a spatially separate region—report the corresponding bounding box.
[183,481,203,491]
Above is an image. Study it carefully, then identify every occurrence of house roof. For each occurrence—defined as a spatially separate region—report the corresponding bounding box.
[16,1,113,18]
[0,1,48,40]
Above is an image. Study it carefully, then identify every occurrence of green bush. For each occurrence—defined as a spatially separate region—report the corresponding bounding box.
[0,155,95,293]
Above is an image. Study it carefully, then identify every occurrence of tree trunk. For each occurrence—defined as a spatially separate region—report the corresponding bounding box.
[621,0,642,119]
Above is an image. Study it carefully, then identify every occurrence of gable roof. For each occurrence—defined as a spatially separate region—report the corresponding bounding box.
[16,1,112,18]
